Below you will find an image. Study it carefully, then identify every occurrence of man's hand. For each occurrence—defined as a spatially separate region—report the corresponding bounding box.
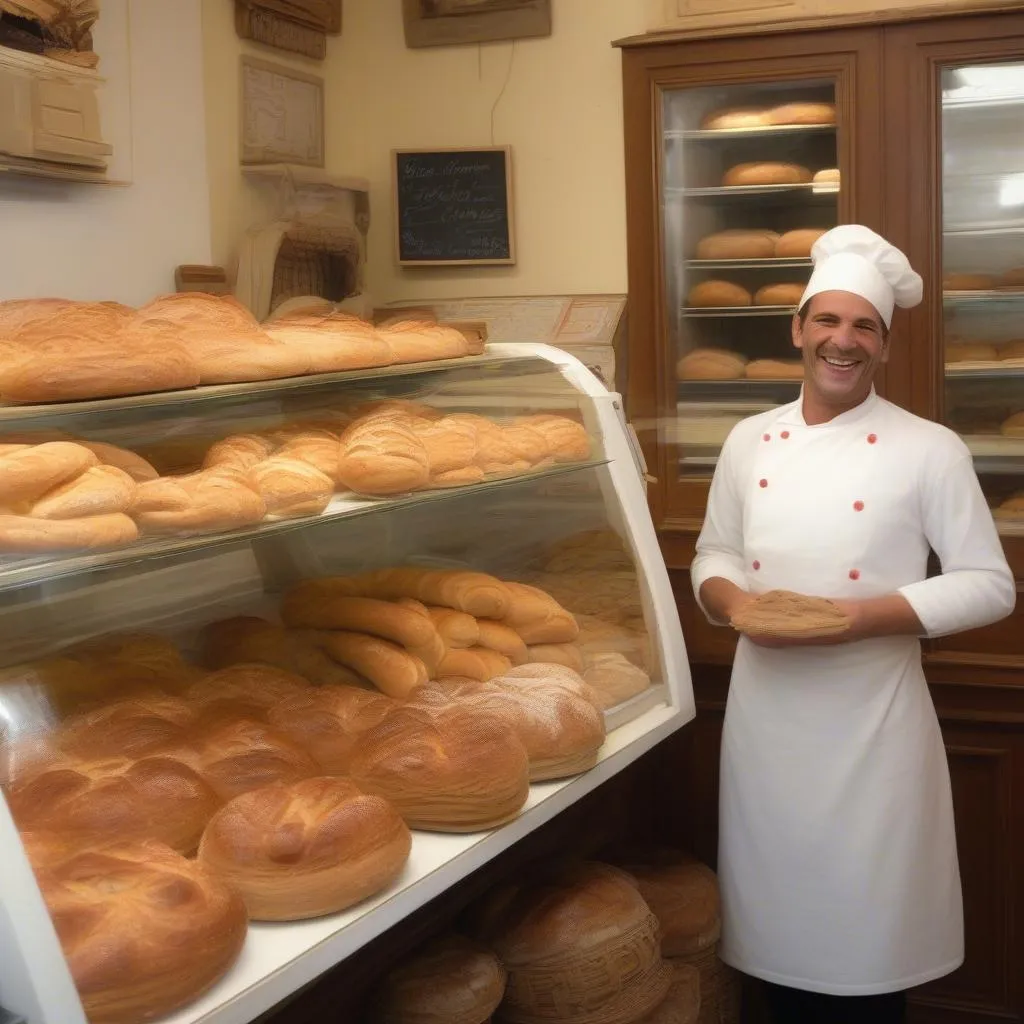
[698,578,755,626]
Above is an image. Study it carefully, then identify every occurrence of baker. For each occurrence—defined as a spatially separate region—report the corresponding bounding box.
[691,224,1016,1022]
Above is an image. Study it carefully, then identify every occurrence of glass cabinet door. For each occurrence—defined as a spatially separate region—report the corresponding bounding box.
[660,79,840,508]
[940,61,1024,537]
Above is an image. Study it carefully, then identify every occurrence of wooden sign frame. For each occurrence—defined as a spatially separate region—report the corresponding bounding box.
[392,145,516,268]
[240,56,325,168]
[402,0,551,48]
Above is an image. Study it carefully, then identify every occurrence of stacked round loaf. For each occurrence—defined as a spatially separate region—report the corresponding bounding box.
[0,294,484,403]
[695,227,827,260]
[700,101,836,130]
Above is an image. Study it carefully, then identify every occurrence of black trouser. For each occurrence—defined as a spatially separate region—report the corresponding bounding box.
[763,981,907,1023]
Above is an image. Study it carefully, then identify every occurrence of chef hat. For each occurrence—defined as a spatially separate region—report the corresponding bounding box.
[798,225,923,327]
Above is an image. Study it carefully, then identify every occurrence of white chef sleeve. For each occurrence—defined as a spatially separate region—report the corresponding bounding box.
[898,452,1016,637]
[691,426,750,625]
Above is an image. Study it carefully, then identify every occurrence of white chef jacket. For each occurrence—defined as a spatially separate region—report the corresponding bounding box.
[690,388,1016,995]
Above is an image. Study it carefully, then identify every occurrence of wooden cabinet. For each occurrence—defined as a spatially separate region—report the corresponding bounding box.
[620,10,1024,1022]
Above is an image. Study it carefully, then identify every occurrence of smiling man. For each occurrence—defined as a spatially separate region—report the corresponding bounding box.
[690,224,1015,1023]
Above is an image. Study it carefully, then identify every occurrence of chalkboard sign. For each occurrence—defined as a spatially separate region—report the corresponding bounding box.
[393,146,515,267]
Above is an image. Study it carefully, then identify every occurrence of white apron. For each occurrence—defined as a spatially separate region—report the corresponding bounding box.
[717,396,964,995]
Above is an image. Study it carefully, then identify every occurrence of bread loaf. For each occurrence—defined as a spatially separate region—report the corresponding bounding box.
[745,358,804,380]
[0,441,97,506]
[29,465,136,519]
[943,272,996,291]
[378,320,477,363]
[686,281,752,308]
[640,963,702,1024]
[754,283,805,307]
[428,606,481,648]
[676,348,747,381]
[173,715,319,801]
[476,620,529,665]
[357,567,513,619]
[197,777,411,921]
[54,695,196,761]
[730,589,851,639]
[263,312,394,373]
[695,230,779,260]
[1001,411,1024,437]
[775,228,827,257]
[765,101,836,125]
[336,418,431,495]
[370,934,507,1024]
[7,754,219,854]
[1000,267,1024,288]
[699,107,767,130]
[813,167,840,184]
[583,653,652,710]
[36,840,247,1024]
[481,862,673,1024]
[436,646,513,682]
[76,441,159,483]
[267,685,397,774]
[202,434,275,472]
[318,631,429,699]
[946,341,1000,363]
[723,162,812,186]
[200,616,366,687]
[526,643,585,672]
[0,511,139,552]
[186,663,313,716]
[617,852,722,958]
[281,593,438,649]
[502,581,580,644]
[348,705,530,831]
[62,631,201,693]
[129,467,266,534]
[246,456,334,518]
[514,415,591,463]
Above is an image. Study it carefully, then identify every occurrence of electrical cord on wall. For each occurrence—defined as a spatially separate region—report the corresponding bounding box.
[490,40,516,145]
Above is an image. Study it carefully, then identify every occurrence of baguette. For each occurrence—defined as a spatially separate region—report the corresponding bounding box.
[336,419,431,496]
[29,465,136,520]
[427,606,481,649]
[281,594,439,649]
[246,456,334,518]
[358,567,512,619]
[318,631,429,699]
[502,582,580,644]
[476,620,529,665]
[0,512,138,552]
[129,468,266,534]
[436,646,512,682]
[0,441,98,506]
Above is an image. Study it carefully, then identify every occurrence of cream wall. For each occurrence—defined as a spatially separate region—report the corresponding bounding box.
[0,0,212,305]
[203,0,646,305]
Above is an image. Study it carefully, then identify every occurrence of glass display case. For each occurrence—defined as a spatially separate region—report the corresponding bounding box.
[940,61,1024,536]
[0,343,693,1024]
[663,78,840,492]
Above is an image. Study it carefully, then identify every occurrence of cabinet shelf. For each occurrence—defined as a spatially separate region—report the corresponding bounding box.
[665,124,836,141]
[943,290,1024,310]
[685,257,813,271]
[681,305,796,318]
[0,351,548,426]
[670,183,839,203]
[0,459,607,596]
[945,364,1024,380]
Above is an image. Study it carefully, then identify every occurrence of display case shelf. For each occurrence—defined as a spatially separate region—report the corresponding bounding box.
[671,183,839,202]
[684,257,813,271]
[942,289,1024,309]
[0,351,550,426]
[945,364,1024,379]
[681,305,796,318]
[0,460,607,596]
[665,124,836,141]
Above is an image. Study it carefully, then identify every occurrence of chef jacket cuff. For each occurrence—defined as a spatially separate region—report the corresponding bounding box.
[896,580,950,638]
[691,558,749,626]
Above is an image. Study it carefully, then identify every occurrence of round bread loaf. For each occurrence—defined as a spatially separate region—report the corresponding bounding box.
[676,348,747,381]
[36,840,247,1024]
[583,653,652,710]
[695,230,779,260]
[7,754,219,854]
[197,777,410,920]
[62,631,202,693]
[745,359,804,380]
[731,589,851,639]
[699,107,768,130]
[1000,267,1024,288]
[186,663,314,717]
[723,162,812,186]
[267,684,397,774]
[946,341,1000,363]
[943,273,996,291]
[617,851,721,957]
[686,280,752,308]
[765,101,836,125]
[753,283,805,307]
[348,704,530,831]
[55,695,196,761]
[1001,411,1024,437]
[640,963,702,1024]
[482,862,673,1024]
[813,167,840,184]
[994,492,1024,520]
[370,933,507,1024]
[775,228,828,257]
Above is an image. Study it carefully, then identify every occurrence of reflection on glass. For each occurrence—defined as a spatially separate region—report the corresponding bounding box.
[660,80,839,482]
[940,61,1024,534]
